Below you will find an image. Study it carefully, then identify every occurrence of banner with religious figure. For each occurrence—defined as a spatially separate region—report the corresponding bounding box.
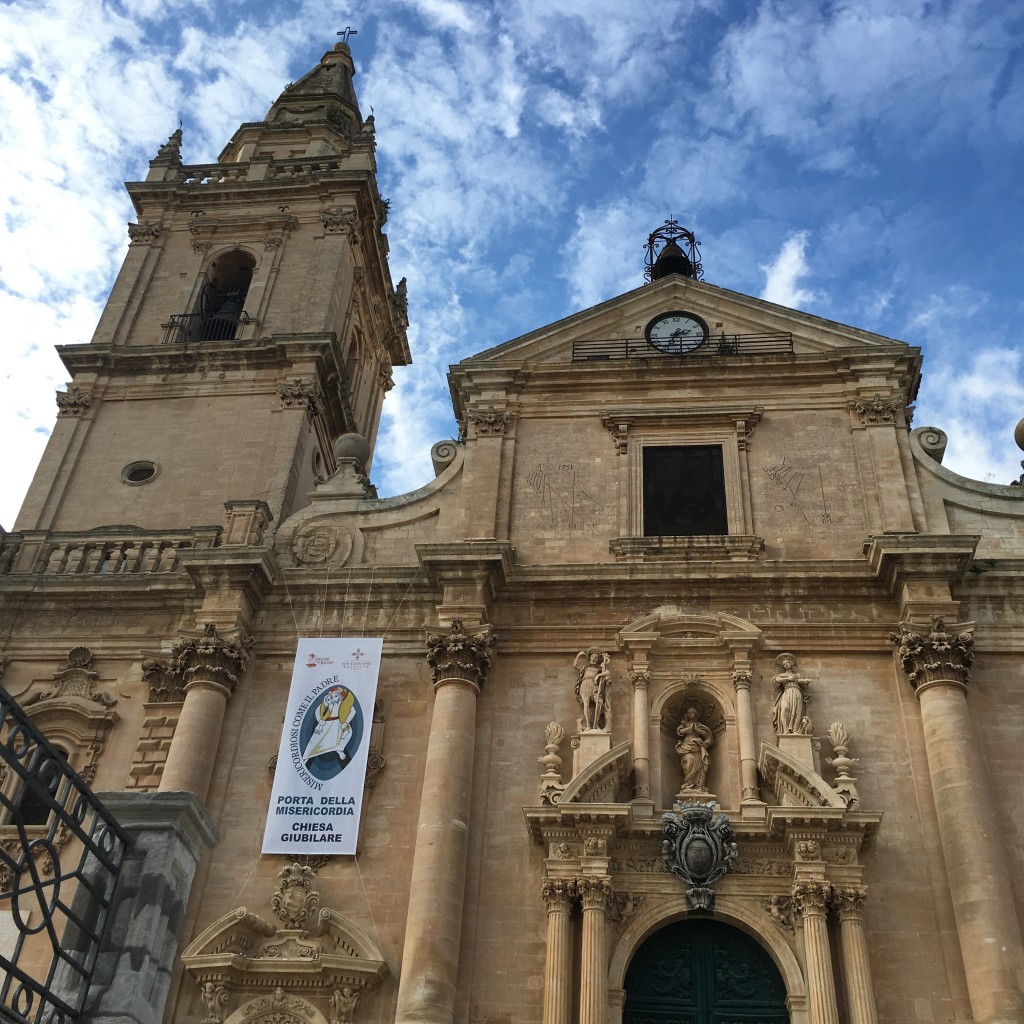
[262,637,383,855]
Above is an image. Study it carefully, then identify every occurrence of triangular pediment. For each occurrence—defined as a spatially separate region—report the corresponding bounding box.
[459,275,910,370]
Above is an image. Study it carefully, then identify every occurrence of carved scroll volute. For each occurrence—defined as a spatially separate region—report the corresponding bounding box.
[888,616,975,693]
[424,618,497,691]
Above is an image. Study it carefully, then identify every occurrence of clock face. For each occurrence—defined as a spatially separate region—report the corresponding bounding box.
[644,310,709,354]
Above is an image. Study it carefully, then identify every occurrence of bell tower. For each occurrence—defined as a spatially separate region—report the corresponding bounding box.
[14,41,409,533]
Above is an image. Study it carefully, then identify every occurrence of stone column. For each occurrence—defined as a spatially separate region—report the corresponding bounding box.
[890,618,1024,1024]
[629,667,651,801]
[833,885,878,1024]
[793,881,839,1024]
[395,620,496,1024]
[541,879,577,1024]
[578,877,611,1024]
[158,624,252,802]
[731,665,760,803]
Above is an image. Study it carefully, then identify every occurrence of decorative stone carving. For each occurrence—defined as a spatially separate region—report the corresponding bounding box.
[552,842,576,860]
[662,802,738,910]
[603,420,628,455]
[609,890,645,923]
[853,393,901,425]
[56,385,92,417]
[200,981,230,1024]
[142,656,185,702]
[826,722,861,809]
[278,377,323,413]
[171,622,254,695]
[538,721,566,805]
[393,277,409,327]
[832,884,867,920]
[322,209,359,239]
[888,617,975,691]
[577,876,612,911]
[772,652,813,736]
[629,667,650,690]
[192,239,212,254]
[378,360,395,393]
[424,618,497,689]
[128,221,161,243]
[763,894,795,930]
[796,839,821,860]
[264,235,284,251]
[541,877,577,911]
[469,409,512,437]
[331,986,360,1024]
[292,523,353,568]
[271,862,321,929]
[675,706,713,794]
[792,880,832,916]
[574,648,611,732]
[583,837,605,857]
[731,667,752,689]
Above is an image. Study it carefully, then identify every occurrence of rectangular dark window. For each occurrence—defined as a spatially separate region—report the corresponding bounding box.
[643,445,728,536]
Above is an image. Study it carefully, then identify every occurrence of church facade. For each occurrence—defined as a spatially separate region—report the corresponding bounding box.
[2,41,1024,1024]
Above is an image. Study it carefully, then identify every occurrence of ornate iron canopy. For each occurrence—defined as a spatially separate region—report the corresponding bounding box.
[644,218,703,282]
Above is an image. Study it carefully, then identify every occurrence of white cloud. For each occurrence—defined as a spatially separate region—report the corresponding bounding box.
[759,232,815,309]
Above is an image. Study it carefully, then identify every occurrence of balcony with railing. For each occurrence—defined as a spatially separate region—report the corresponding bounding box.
[571,332,794,362]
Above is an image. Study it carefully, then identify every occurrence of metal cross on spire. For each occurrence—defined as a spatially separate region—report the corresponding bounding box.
[337,26,358,43]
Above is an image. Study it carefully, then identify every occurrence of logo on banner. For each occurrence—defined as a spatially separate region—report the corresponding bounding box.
[292,683,365,783]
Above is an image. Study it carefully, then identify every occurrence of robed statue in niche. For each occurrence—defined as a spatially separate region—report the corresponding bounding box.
[575,648,611,731]
[675,706,713,792]
[772,652,813,736]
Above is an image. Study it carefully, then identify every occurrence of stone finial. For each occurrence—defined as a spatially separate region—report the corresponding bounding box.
[170,623,253,695]
[888,616,975,692]
[155,127,183,161]
[826,722,861,809]
[662,802,738,911]
[574,648,612,732]
[424,618,497,689]
[538,721,566,805]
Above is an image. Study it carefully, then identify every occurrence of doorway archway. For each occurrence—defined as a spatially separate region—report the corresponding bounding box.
[623,918,788,1023]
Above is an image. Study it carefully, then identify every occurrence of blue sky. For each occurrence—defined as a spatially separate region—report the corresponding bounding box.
[2,0,1023,527]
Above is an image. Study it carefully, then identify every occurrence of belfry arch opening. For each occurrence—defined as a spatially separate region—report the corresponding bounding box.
[623,918,789,1024]
[196,250,255,340]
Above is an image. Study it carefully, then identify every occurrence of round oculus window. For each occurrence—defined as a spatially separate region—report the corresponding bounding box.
[121,461,159,485]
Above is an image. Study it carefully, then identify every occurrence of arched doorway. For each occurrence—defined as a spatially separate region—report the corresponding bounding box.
[624,919,788,1023]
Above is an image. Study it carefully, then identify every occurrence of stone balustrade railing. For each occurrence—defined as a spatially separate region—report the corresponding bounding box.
[0,527,221,576]
[170,158,350,187]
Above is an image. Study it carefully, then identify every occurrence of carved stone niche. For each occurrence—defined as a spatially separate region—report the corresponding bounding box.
[658,687,727,808]
[182,897,388,1024]
[17,647,119,786]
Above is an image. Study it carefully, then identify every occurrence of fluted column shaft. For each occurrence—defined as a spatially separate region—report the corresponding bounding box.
[833,886,878,1024]
[794,882,839,1024]
[891,619,1024,1024]
[731,667,760,801]
[579,878,611,1024]
[630,669,651,799]
[396,621,495,1024]
[542,879,576,1024]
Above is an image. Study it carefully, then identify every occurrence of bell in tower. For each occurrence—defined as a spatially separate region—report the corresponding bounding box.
[644,219,704,282]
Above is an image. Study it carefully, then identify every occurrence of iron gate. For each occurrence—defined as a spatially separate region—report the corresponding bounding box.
[0,685,130,1024]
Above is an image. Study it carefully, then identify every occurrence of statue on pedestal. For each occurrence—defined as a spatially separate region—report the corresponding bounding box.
[574,648,611,731]
[675,706,713,792]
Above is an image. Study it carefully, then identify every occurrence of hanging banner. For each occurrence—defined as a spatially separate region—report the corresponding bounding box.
[262,637,383,855]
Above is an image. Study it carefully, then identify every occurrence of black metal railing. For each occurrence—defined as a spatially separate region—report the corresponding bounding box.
[160,310,256,344]
[571,332,793,362]
[0,688,130,1024]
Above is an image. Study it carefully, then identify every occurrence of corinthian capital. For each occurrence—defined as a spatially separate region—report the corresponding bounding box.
[171,622,253,695]
[888,616,975,692]
[792,881,832,917]
[541,878,577,912]
[425,618,497,689]
[577,877,612,912]
[832,884,867,921]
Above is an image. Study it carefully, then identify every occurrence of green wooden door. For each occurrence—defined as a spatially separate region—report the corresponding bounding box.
[623,920,789,1024]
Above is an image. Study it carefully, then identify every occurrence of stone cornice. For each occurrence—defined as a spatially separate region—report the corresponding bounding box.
[865,534,979,595]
